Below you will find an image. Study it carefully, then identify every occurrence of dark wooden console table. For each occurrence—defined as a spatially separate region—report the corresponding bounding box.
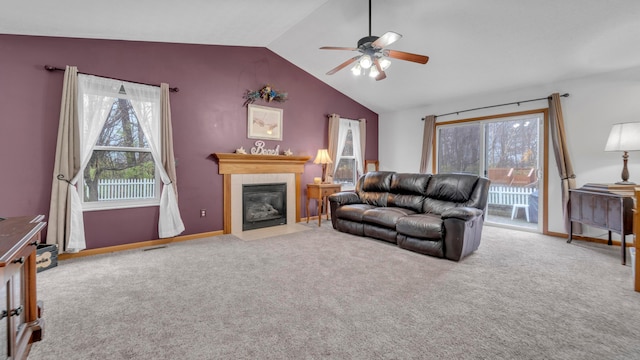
[0,215,46,359]
[568,184,634,265]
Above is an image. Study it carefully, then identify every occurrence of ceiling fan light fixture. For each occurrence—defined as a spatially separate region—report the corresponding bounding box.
[351,63,362,76]
[359,55,373,69]
[379,58,391,70]
[369,66,380,78]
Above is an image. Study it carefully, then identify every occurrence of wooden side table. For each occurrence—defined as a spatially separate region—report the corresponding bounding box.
[306,183,341,226]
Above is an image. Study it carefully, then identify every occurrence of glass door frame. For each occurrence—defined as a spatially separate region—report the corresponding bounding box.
[432,109,549,233]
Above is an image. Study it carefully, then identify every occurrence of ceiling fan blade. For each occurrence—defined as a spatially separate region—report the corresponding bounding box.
[384,49,429,64]
[373,58,386,81]
[320,46,358,51]
[371,31,402,48]
[326,56,361,75]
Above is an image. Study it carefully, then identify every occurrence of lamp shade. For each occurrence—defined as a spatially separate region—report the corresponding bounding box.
[604,122,640,152]
[313,149,333,164]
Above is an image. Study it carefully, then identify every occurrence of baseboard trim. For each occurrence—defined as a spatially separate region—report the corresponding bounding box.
[58,230,224,261]
[57,227,628,261]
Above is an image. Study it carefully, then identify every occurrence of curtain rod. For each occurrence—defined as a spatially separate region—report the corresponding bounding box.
[422,93,569,120]
[325,114,365,122]
[44,65,179,93]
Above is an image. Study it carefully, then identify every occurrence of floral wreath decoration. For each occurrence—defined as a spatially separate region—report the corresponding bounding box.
[243,84,288,106]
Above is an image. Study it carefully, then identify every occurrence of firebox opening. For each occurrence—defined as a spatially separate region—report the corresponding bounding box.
[242,183,287,231]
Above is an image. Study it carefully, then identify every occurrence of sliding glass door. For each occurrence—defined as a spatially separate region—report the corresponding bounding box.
[436,112,544,231]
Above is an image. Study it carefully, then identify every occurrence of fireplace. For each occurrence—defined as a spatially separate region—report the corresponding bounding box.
[242,183,287,231]
[213,153,311,235]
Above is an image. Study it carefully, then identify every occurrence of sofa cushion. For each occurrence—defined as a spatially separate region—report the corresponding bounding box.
[422,198,459,215]
[361,171,394,192]
[336,219,364,236]
[364,224,398,244]
[356,172,394,207]
[362,207,416,228]
[390,173,431,195]
[388,194,425,212]
[360,192,389,207]
[396,214,443,240]
[335,204,377,223]
[426,173,478,203]
[386,173,430,212]
[397,235,444,258]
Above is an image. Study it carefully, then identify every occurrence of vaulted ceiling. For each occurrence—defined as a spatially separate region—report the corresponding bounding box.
[3,0,640,113]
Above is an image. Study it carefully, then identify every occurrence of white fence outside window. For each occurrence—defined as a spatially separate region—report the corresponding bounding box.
[488,185,535,206]
[85,178,156,201]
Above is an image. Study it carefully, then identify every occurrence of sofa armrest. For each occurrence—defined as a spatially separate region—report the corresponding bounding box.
[328,192,361,229]
[328,192,362,206]
[441,207,483,221]
[443,216,484,261]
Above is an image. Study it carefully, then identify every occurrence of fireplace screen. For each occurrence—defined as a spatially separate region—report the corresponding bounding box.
[242,183,287,231]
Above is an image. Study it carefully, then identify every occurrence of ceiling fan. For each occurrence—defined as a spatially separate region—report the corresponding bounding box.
[320,0,429,81]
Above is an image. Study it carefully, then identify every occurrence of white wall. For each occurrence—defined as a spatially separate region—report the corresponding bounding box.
[379,66,640,235]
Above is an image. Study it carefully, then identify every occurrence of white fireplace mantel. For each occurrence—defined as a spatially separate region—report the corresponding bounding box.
[213,153,311,234]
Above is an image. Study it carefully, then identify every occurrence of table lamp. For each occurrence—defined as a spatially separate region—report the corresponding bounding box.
[604,122,640,184]
[313,149,333,183]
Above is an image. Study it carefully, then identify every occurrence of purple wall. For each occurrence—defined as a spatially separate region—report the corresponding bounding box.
[0,34,378,249]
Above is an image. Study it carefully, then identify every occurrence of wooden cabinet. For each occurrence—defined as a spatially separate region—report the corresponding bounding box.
[568,184,634,265]
[0,215,46,359]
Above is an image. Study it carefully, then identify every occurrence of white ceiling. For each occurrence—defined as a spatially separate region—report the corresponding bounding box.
[3,0,640,114]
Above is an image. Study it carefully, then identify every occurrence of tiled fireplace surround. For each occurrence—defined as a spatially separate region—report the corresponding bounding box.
[213,153,311,236]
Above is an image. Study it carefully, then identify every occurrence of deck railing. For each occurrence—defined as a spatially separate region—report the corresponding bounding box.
[488,185,535,206]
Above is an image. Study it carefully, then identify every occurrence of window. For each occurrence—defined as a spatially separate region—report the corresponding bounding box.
[333,118,363,190]
[334,129,356,185]
[79,78,161,211]
[437,122,481,175]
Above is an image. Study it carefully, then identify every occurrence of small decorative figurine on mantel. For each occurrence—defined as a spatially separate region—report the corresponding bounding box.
[284,148,293,156]
[235,147,247,154]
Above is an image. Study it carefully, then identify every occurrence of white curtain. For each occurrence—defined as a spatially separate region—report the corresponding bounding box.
[126,83,185,237]
[335,118,364,177]
[66,75,120,251]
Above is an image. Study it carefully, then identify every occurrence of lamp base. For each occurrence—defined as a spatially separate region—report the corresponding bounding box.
[619,151,631,184]
[615,180,636,185]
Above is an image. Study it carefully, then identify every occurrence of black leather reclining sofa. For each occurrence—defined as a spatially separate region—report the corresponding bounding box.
[328,171,491,261]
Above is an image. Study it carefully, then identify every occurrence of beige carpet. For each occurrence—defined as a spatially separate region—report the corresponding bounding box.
[29,223,640,359]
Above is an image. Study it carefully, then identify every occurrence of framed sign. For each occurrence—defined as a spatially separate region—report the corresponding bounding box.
[365,160,379,173]
[247,104,283,141]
